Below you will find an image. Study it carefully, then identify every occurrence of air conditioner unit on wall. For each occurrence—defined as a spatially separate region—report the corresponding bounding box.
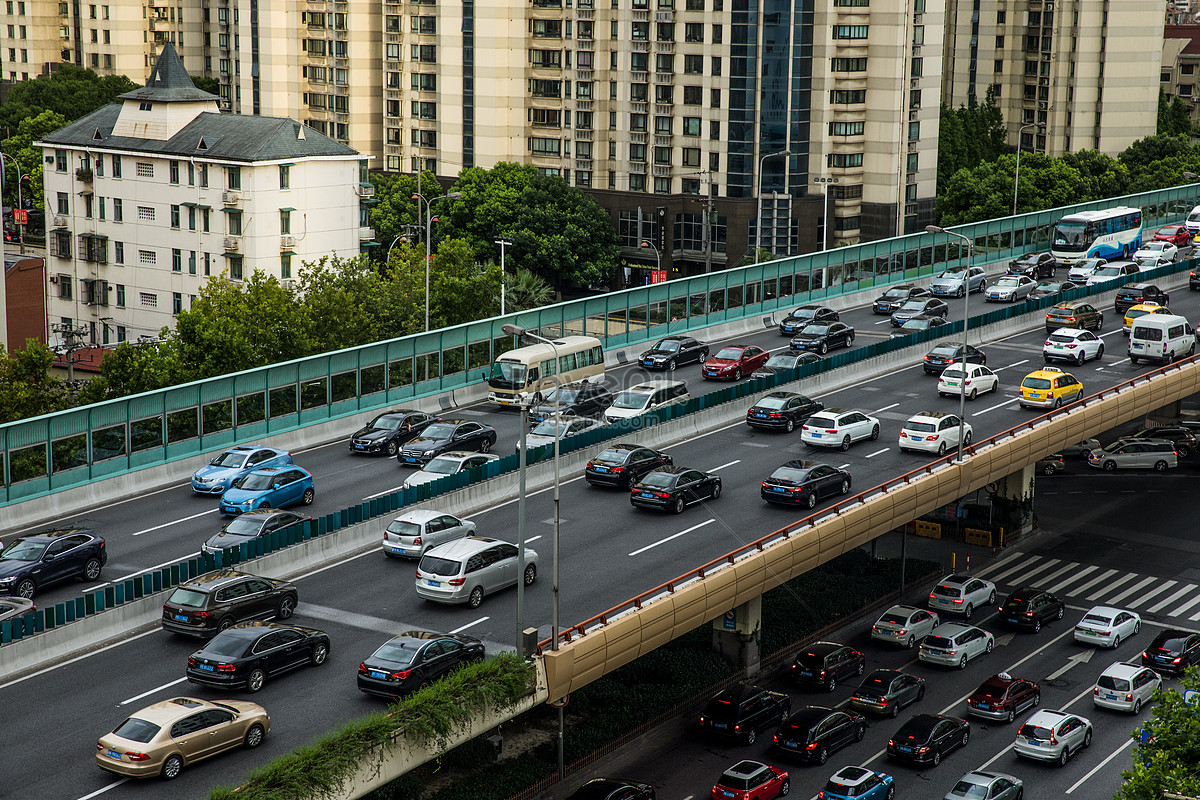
[222,191,240,206]
[224,236,240,251]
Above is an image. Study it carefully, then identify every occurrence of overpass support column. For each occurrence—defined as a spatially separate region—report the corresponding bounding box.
[990,463,1036,542]
[712,595,762,676]
[1147,399,1184,426]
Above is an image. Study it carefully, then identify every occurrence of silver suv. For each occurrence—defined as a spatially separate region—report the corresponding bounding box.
[415,537,539,609]
[1013,710,1092,765]
[918,623,995,669]
[382,510,475,559]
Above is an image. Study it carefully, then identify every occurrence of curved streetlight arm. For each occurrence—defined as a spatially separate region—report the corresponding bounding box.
[925,224,973,465]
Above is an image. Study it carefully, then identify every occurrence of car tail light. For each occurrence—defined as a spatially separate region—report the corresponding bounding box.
[900,431,908,439]
[216,663,237,673]
[769,412,782,418]
[1173,656,1183,664]
[733,724,741,732]
[897,629,907,636]
[879,697,889,706]
[929,592,937,600]
[825,429,837,434]
[448,578,465,586]
[927,434,940,441]
[1066,344,1077,349]
[187,657,196,666]
[1191,271,1198,279]
[773,734,780,743]
[952,598,963,604]
[1026,611,1035,617]
[610,466,624,474]
[699,715,707,724]
[390,669,412,680]
[1049,733,1058,745]
[806,741,818,750]
[358,662,368,674]
[1045,340,1052,346]
[1093,687,1100,696]
[1066,316,1077,323]
[653,491,670,499]
[1126,693,1133,701]
[125,752,151,762]
[413,536,422,546]
[819,669,827,676]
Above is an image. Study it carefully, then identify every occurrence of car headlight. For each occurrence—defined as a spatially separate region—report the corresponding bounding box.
[0,576,14,584]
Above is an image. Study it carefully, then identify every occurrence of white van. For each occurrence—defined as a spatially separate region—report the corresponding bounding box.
[604,380,690,423]
[1187,205,1200,236]
[1128,314,1196,365]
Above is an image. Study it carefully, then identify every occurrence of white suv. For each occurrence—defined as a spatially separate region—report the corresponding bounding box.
[1013,710,1092,765]
[801,408,881,451]
[1093,662,1162,714]
[928,574,997,619]
[899,412,973,456]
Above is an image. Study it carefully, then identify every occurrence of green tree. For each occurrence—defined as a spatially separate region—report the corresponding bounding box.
[295,254,383,352]
[191,76,220,96]
[1,110,68,211]
[1115,669,1200,800]
[0,340,68,423]
[0,65,138,137]
[367,169,438,257]
[88,338,183,400]
[1119,133,1194,171]
[503,268,554,312]
[939,152,1093,225]
[378,238,501,337]
[1060,149,1129,201]
[1157,88,1194,137]
[936,86,1008,195]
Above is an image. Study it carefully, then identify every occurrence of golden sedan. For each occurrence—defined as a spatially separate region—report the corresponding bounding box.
[96,696,269,780]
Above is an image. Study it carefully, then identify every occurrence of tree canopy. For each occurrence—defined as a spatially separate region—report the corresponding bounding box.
[1,109,69,211]
[1115,669,1200,800]
[937,87,1008,195]
[1157,89,1195,138]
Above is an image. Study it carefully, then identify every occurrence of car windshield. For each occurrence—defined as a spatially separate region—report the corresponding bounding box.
[1018,723,1054,741]
[1054,222,1087,250]
[612,391,652,410]
[223,518,270,536]
[0,540,47,562]
[112,718,161,744]
[800,324,832,336]
[212,451,250,468]
[640,472,675,489]
[1023,378,1052,390]
[372,639,421,665]
[1094,266,1121,276]
[385,520,422,537]
[417,555,461,577]
[422,457,462,475]
[651,339,681,352]
[233,473,275,491]
[541,387,580,404]
[898,300,926,312]
[882,287,911,300]
[714,347,744,360]
[906,422,937,433]
[924,636,953,648]
[764,355,797,368]
[488,360,527,389]
[593,448,632,463]
[754,395,790,410]
[901,320,930,331]
[769,466,811,483]
[1098,675,1131,691]
[368,416,404,431]
[995,277,1021,288]
[167,588,208,608]
[1144,243,1167,252]
[421,424,458,440]
[948,780,989,799]
[204,634,252,658]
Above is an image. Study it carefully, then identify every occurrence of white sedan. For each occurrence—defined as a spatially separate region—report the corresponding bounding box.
[985,275,1037,302]
[1133,241,1178,263]
[1043,328,1105,365]
[801,408,881,451]
[1067,258,1106,283]
[938,363,999,400]
[1073,605,1141,648]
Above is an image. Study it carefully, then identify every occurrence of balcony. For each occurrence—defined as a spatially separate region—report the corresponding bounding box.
[653,166,671,177]
[574,129,594,140]
[655,42,674,53]
[631,72,648,82]
[75,167,93,182]
[655,11,674,22]
[359,226,375,241]
[223,236,240,251]
[654,72,673,84]
[222,190,240,206]
[630,163,647,174]
[631,132,647,144]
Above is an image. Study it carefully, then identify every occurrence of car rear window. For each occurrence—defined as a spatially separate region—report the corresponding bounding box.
[204,635,251,658]
[593,448,630,463]
[770,466,811,483]
[1047,333,1077,344]
[167,588,208,608]
[719,774,753,791]
[1022,378,1052,390]
[906,422,937,433]
[807,415,837,428]
[823,781,866,797]
[640,473,675,489]
[1157,635,1189,651]
[924,636,953,648]
[795,651,827,667]
[1018,723,1053,741]
[755,395,789,410]
[1098,675,1131,691]
[113,717,161,743]
[705,697,743,723]
[373,639,421,665]
[879,613,907,625]
[1133,327,1164,342]
[935,585,961,598]
[1082,613,1113,626]
[948,781,989,799]
[1003,597,1028,609]
[418,555,462,577]
[973,681,1007,699]
[386,520,421,537]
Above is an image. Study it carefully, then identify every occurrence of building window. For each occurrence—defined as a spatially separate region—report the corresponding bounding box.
[199,164,208,187]
[226,166,241,190]
[684,22,703,42]
[654,146,672,165]
[202,208,210,232]
[683,116,701,136]
[908,121,920,141]
[827,153,864,168]
[281,252,292,278]
[279,164,290,189]
[57,273,72,298]
[137,205,155,221]
[170,204,180,228]
[115,284,125,306]
[684,54,703,74]
[629,174,646,192]
[51,230,72,258]
[829,121,865,136]
[655,115,672,134]
[188,206,196,230]
[112,155,121,177]
[630,144,647,162]
[135,161,153,177]
[710,121,721,140]
[173,292,183,314]
[113,198,122,221]
[98,197,105,220]
[529,137,562,156]
[169,160,179,184]
[682,148,701,167]
[114,242,123,264]
[280,209,291,235]
[834,216,861,231]
[227,210,243,236]
[683,85,702,105]
[55,150,67,172]
[189,251,197,274]
[227,255,244,280]
[833,25,868,39]
[832,90,866,104]
[56,191,69,214]
[172,248,182,272]
[187,162,194,185]
[911,58,923,78]
[138,249,156,265]
[832,57,867,72]
[139,291,157,307]
[654,176,670,193]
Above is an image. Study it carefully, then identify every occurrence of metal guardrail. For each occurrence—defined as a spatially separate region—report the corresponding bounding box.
[2,184,1198,505]
[2,257,1195,648]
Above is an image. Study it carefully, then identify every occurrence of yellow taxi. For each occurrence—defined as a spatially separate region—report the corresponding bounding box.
[1018,367,1084,410]
[1122,302,1172,335]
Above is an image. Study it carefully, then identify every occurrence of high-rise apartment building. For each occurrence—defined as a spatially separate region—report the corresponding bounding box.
[942,0,1160,158]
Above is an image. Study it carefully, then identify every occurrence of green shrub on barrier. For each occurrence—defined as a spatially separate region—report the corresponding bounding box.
[207,652,535,800]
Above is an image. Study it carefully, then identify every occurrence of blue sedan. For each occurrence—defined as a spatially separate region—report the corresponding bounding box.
[219,466,315,515]
[191,445,293,494]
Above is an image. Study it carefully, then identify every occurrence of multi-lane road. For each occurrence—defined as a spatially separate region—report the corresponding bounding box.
[3,270,1196,800]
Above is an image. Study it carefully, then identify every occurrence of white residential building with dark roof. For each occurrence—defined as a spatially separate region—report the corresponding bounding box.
[35,43,372,346]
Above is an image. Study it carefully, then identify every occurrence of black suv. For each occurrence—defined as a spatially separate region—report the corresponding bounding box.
[585,443,673,488]
[1123,426,1198,459]
[1008,252,1057,279]
[791,641,866,691]
[161,569,300,637]
[528,383,615,424]
[997,587,1065,633]
[1142,629,1200,674]
[698,683,791,745]
[1114,283,1170,314]
[0,527,107,599]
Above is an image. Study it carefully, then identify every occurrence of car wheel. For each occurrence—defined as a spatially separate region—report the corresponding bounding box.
[840,435,852,452]
[244,723,265,749]
[1084,728,1092,748]
[218,616,236,632]
[780,708,790,724]
[855,724,866,742]
[986,638,994,653]
[1112,634,1122,649]
[817,746,828,765]
[840,479,851,495]
[83,557,103,581]
[1042,462,1057,476]
[818,342,829,355]
[1076,351,1085,366]
[467,586,484,609]
[1155,460,1169,472]
[827,675,838,692]
[1033,618,1042,633]
[779,778,791,797]
[847,333,855,346]
[1058,749,1070,767]
[523,563,537,586]
[1079,449,1092,461]
[1006,708,1015,723]
[959,655,968,670]
[1033,693,1041,706]
[1178,445,1190,459]
[311,643,329,665]
[247,668,266,693]
[386,441,399,457]
[160,754,184,781]
[1130,355,1139,365]
[1097,344,1105,360]
[480,438,492,454]
[957,286,965,298]
[1053,396,1063,409]
[667,358,677,370]
[871,424,880,441]
[885,785,895,800]
[891,701,901,718]
[1133,698,1142,714]
[806,493,818,509]
[673,497,685,514]
[1104,461,1117,472]
[932,750,941,767]
[744,728,756,746]
[301,487,315,506]
[917,685,926,701]
[14,578,35,599]
[962,729,970,747]
[277,595,296,620]
[784,418,795,433]
[733,368,742,380]
[710,482,722,500]
[1134,621,1141,634]
[938,441,947,456]
[969,388,978,400]
[1056,606,1065,620]
[964,603,974,619]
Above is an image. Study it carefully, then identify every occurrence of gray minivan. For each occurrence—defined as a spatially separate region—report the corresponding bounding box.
[415,537,539,608]
[1086,439,1177,472]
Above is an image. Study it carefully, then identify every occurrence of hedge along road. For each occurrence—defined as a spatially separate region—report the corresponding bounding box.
[2,288,1193,800]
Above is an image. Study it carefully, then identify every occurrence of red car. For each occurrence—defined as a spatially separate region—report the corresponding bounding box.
[711,760,789,800]
[1154,224,1192,249]
[703,345,769,381]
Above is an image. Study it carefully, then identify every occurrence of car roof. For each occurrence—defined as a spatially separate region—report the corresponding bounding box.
[22,527,95,542]
[657,334,689,341]
[1084,605,1125,618]
[814,407,852,415]
[787,705,836,726]
[1049,327,1088,336]
[761,390,804,400]
[899,713,945,733]
[1024,368,1071,379]
[645,465,690,476]
[228,508,292,519]
[627,380,686,390]
[429,451,498,462]
[931,623,975,636]
[217,621,323,638]
[376,409,422,417]
[124,697,223,725]
[1053,299,1092,308]
[776,459,822,471]
[712,683,769,704]
[428,418,470,426]
[800,641,846,656]
[179,569,257,589]
[1006,586,1048,596]
[1026,709,1071,726]
[244,465,302,476]
[884,604,922,616]
[394,509,444,522]
[906,411,953,423]
[830,765,874,785]
[937,573,977,586]
[424,536,513,558]
[1100,661,1148,679]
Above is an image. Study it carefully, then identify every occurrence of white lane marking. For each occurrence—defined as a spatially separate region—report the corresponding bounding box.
[1147,583,1198,614]
[1066,737,1136,794]
[1169,591,1200,620]
[120,676,188,706]
[75,780,131,800]
[525,535,543,544]
[1104,576,1159,607]
[1012,558,1063,582]
[1003,359,1030,369]
[1034,562,1085,588]
[451,616,490,634]
[986,554,1045,584]
[1047,564,1100,594]
[973,549,1033,580]
[628,519,716,557]
[971,397,1019,416]
[864,448,889,458]
[1099,329,1126,338]
[837,463,851,470]
[1086,571,1139,601]
[874,319,891,325]
[1128,580,1179,609]
[131,507,219,536]
[874,403,900,413]
[710,460,741,472]
[0,629,159,693]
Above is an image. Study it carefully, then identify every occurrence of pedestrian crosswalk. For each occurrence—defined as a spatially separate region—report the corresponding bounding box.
[975,552,1200,623]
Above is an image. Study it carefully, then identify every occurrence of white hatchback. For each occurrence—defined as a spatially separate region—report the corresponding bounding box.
[898,412,973,456]
[1043,328,1105,365]
[1093,662,1161,714]
[1014,710,1092,765]
[937,364,999,400]
[1074,606,1141,648]
[801,408,881,451]
[928,573,997,619]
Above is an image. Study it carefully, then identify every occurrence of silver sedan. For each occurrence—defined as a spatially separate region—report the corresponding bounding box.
[943,771,1023,800]
[985,275,1037,302]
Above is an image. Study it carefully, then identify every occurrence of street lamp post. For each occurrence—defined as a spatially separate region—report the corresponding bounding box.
[495,238,512,315]
[639,239,660,276]
[412,191,462,331]
[755,150,793,263]
[812,176,839,252]
[1013,123,1045,216]
[926,225,973,466]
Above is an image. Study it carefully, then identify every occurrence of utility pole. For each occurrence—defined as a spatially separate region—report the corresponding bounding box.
[50,322,90,382]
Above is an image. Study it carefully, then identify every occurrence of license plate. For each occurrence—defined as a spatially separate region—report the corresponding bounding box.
[1155,654,1168,661]
[1134,343,1144,350]
[1027,739,1040,746]
[643,360,654,366]
[593,466,608,472]
[391,546,405,554]
[722,791,734,798]
[754,411,766,417]
[1029,393,1041,399]
[106,749,121,760]
[371,670,387,679]
[810,432,822,438]
[713,722,727,729]
[404,456,420,463]
[911,435,924,441]
[799,670,812,677]
[784,740,798,748]
[978,703,990,710]
[706,371,718,376]
[1106,693,1119,700]
[898,746,912,753]
[928,649,946,655]
[198,663,215,672]
[772,486,786,493]
[427,580,441,588]
[640,492,653,498]
[174,614,188,622]
[354,444,365,450]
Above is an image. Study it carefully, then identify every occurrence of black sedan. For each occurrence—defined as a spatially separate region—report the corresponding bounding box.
[789,322,855,355]
[397,419,497,467]
[872,284,931,315]
[630,466,721,514]
[1008,252,1057,279]
[585,444,673,488]
[567,778,656,800]
[761,461,851,508]
[889,315,948,339]
[357,630,485,698]
[849,669,926,718]
[887,713,970,766]
[751,352,821,379]
[0,527,107,599]
[778,305,839,336]
[1028,280,1078,301]
[201,510,312,556]
[185,621,330,693]
[746,392,824,433]
[528,382,615,424]
[638,335,709,370]
[890,298,950,327]
[922,343,986,375]
[348,409,438,457]
[772,706,866,764]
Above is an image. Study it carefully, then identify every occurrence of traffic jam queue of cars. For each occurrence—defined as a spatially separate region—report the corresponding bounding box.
[8,241,1197,786]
